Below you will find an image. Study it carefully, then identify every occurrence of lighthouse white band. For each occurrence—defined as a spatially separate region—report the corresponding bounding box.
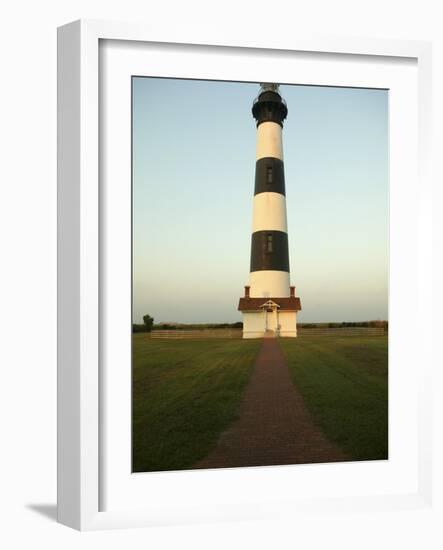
[252,192,288,233]
[256,121,283,161]
[249,270,290,298]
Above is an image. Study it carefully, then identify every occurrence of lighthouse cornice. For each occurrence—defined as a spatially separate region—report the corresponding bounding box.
[252,88,288,127]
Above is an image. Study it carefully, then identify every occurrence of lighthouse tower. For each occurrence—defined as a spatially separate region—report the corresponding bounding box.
[238,83,301,338]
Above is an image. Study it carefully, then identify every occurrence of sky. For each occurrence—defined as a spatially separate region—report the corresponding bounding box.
[132,77,388,324]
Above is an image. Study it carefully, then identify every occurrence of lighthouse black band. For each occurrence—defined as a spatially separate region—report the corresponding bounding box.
[254,157,286,196]
[250,230,290,273]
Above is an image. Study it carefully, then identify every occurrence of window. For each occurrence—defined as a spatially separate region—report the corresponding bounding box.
[266,166,273,184]
[267,234,273,252]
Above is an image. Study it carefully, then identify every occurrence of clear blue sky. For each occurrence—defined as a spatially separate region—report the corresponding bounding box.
[132,77,388,324]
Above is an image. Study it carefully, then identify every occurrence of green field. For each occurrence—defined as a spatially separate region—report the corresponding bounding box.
[133,334,388,472]
[132,335,261,472]
[280,336,388,461]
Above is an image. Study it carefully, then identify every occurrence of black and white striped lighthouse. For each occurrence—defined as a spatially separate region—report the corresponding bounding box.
[238,83,301,338]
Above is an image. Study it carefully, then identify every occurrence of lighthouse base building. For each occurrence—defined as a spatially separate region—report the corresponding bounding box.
[238,83,301,339]
[239,287,301,339]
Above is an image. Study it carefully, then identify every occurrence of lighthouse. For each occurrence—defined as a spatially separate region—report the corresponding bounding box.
[238,83,301,338]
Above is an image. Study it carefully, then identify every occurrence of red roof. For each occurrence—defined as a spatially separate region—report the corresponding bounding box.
[238,296,302,312]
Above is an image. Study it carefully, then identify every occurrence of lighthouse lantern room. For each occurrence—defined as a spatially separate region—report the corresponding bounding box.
[238,83,301,338]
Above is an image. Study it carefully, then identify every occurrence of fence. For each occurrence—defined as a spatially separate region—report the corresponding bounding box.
[150,329,243,339]
[149,327,386,339]
[297,327,386,337]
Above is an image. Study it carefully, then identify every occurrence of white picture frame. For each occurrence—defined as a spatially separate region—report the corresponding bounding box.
[57,19,433,531]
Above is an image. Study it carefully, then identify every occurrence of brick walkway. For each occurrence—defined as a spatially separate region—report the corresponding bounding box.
[194,338,347,469]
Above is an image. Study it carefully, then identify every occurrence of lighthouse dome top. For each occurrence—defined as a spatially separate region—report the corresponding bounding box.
[259,83,281,95]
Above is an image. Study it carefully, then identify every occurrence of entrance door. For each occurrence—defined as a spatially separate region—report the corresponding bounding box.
[262,302,280,336]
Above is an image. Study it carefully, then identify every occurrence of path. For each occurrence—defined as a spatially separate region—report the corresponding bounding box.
[194,338,347,469]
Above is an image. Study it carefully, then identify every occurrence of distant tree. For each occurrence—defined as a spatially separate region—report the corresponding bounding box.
[143,314,154,332]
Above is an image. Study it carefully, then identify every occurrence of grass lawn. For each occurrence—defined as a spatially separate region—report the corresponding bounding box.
[279,336,388,461]
[132,335,261,472]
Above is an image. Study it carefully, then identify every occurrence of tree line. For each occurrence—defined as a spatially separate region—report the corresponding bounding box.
[132,315,388,333]
[132,315,243,333]
[298,320,388,329]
